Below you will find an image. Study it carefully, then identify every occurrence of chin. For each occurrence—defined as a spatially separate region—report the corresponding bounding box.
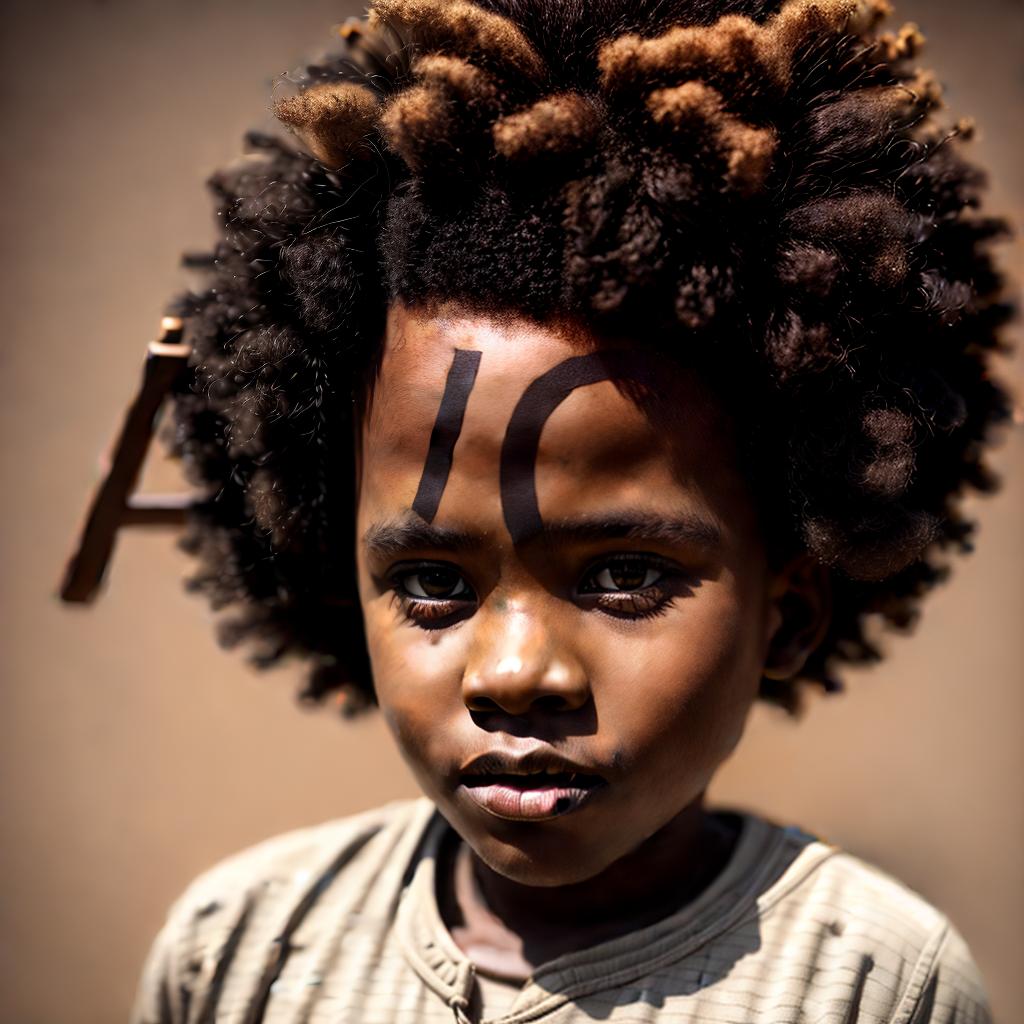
[451,804,632,888]
[472,833,614,888]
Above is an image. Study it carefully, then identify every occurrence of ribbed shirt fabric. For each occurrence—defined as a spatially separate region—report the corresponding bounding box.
[130,798,992,1024]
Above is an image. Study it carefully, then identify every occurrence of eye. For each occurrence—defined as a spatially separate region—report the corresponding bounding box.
[388,562,476,628]
[577,554,681,620]
[587,562,663,592]
[402,566,472,600]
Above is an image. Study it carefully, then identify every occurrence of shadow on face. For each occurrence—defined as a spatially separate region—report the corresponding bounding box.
[355,302,805,886]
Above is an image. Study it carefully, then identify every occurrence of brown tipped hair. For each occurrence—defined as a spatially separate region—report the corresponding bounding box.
[166,0,1013,716]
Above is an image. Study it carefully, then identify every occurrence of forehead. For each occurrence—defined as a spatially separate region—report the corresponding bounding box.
[358,303,742,532]
[364,304,613,433]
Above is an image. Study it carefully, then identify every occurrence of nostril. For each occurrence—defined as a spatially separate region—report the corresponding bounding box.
[533,694,568,712]
[465,695,501,713]
[464,693,569,715]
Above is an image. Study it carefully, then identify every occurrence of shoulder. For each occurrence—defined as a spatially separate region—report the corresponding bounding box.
[129,797,435,1024]
[753,819,993,1024]
[179,796,429,898]
[163,796,433,928]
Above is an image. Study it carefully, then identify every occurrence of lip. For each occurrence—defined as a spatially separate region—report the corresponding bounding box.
[457,748,608,822]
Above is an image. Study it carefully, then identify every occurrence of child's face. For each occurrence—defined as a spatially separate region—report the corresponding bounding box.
[356,303,781,886]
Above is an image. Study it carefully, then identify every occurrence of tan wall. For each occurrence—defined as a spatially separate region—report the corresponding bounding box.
[1,2,1020,1021]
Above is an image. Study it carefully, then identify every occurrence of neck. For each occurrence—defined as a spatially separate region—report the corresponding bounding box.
[440,797,741,976]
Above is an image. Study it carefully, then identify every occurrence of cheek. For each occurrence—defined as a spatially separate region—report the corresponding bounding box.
[589,579,763,768]
[364,598,464,697]
[361,596,467,767]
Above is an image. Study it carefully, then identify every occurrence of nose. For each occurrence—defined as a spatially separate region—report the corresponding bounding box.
[461,603,590,715]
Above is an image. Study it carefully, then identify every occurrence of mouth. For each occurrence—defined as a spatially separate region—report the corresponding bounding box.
[458,751,608,821]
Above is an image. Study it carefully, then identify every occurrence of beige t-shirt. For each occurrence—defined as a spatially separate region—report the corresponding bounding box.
[130,798,992,1023]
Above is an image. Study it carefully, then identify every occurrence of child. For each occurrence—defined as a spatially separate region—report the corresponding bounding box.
[124,0,1010,1020]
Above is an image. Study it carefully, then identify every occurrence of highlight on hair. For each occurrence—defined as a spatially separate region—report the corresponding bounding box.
[166,0,1013,715]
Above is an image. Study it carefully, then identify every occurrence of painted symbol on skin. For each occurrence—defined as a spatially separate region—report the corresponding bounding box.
[499,351,658,544]
[413,348,658,543]
[411,348,482,523]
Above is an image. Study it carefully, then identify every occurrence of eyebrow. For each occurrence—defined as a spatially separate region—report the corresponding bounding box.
[362,517,486,561]
[542,511,722,550]
[362,509,721,561]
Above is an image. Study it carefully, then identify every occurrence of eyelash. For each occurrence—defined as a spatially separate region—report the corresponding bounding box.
[386,554,683,630]
[579,553,680,621]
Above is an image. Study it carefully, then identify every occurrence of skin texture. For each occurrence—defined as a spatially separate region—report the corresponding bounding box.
[356,302,816,973]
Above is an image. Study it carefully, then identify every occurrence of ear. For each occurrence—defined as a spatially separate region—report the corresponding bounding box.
[762,554,832,681]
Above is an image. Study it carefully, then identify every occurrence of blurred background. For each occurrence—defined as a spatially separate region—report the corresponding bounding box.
[0,1,1021,1021]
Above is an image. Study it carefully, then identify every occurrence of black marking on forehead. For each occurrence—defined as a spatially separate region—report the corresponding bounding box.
[500,350,660,545]
[411,348,482,523]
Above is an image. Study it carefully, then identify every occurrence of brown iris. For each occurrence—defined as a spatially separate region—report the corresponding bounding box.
[415,567,465,598]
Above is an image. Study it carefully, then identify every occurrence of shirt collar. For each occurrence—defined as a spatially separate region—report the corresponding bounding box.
[394,805,833,1020]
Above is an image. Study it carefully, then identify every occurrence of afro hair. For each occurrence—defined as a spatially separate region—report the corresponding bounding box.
[165,0,1013,715]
